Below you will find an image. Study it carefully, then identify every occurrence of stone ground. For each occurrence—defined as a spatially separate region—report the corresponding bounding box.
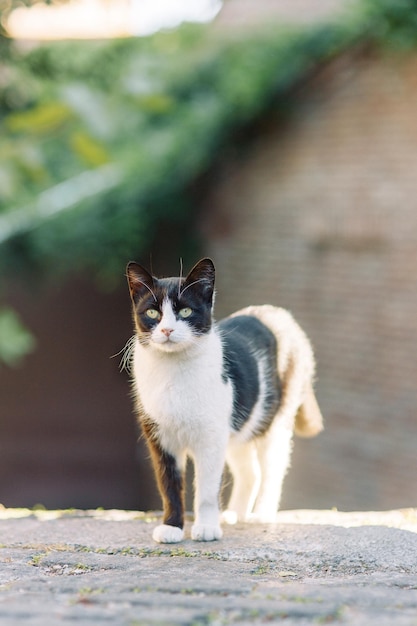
[1,508,417,625]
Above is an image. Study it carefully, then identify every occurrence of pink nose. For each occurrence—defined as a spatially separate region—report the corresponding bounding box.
[161,328,174,337]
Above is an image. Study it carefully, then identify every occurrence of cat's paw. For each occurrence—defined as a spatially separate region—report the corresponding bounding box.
[152,524,184,544]
[191,524,223,542]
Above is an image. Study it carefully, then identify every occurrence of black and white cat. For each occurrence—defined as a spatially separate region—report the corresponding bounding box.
[126,258,323,544]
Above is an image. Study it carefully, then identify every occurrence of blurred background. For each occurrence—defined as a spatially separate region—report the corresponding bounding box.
[1,0,416,513]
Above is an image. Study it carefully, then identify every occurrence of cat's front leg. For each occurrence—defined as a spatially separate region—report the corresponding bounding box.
[191,513,223,541]
[191,447,225,542]
[151,445,185,543]
[141,420,185,543]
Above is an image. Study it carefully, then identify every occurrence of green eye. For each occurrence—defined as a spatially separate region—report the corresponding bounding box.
[146,309,160,320]
[179,307,192,319]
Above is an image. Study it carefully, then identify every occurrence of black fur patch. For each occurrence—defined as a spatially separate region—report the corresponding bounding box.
[220,315,281,435]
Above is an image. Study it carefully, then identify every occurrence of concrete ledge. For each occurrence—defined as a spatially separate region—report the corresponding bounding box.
[1,508,416,625]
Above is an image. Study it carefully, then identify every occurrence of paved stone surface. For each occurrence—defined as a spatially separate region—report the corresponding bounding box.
[1,508,417,625]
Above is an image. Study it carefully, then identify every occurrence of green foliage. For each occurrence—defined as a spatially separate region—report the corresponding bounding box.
[0,24,353,282]
[360,0,417,49]
[0,308,36,366]
[5,101,73,134]
[0,0,416,290]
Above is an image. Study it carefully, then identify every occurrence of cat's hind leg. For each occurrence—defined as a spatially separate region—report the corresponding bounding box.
[223,439,261,524]
[251,424,294,523]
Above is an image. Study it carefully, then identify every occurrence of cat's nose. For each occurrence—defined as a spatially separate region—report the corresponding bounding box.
[161,328,174,337]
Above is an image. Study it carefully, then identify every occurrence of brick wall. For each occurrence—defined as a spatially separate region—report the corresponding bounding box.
[0,279,159,510]
[201,49,417,511]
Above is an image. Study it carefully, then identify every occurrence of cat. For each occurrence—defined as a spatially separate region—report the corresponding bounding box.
[126,258,323,544]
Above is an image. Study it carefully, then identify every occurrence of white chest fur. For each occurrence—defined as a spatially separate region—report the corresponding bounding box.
[132,328,233,455]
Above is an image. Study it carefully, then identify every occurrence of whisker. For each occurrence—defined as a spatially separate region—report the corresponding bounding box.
[178,258,183,299]
[179,278,206,297]
[136,279,157,303]
[218,328,235,338]
[112,335,136,374]
[110,344,128,360]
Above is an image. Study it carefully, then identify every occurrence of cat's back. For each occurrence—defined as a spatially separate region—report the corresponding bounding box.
[228,305,316,382]
[219,314,277,362]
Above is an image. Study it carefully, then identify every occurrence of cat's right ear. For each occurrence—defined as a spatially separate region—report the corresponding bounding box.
[126,262,155,304]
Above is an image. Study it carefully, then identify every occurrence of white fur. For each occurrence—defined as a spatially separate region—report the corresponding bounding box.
[132,303,320,541]
[153,524,184,543]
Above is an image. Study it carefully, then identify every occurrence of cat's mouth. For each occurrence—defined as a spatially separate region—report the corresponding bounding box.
[158,335,177,344]
[153,336,183,352]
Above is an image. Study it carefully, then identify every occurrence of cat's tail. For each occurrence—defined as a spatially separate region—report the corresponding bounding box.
[231,305,324,437]
[275,349,323,438]
[294,378,324,437]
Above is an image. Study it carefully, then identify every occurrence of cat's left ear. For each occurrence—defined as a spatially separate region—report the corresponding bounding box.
[183,258,215,301]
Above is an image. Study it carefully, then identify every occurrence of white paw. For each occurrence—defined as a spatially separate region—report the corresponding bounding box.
[191,524,223,542]
[152,524,184,544]
[221,510,238,525]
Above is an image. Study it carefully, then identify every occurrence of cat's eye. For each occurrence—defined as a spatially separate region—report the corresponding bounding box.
[146,308,161,320]
[179,307,192,319]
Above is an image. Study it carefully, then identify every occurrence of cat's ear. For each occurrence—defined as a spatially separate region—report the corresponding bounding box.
[126,262,155,304]
[183,258,215,300]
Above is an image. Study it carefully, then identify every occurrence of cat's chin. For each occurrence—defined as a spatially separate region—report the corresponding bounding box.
[151,340,189,354]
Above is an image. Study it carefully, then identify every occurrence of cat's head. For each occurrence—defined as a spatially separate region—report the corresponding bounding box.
[127,258,215,353]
